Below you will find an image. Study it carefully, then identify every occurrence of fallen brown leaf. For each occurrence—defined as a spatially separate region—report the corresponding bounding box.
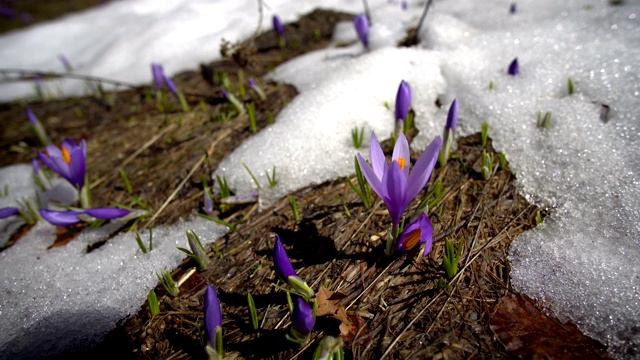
[490,294,609,360]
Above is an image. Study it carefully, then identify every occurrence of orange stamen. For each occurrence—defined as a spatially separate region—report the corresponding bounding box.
[402,229,422,251]
[61,147,71,165]
[397,157,406,170]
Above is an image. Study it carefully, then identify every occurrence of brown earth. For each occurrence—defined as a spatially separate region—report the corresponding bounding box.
[0,6,609,360]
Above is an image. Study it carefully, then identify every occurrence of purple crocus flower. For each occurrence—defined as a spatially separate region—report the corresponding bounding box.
[354,14,369,49]
[357,132,441,228]
[31,158,41,173]
[84,207,131,220]
[274,234,297,279]
[396,213,433,256]
[395,80,411,122]
[26,108,38,125]
[507,58,520,76]
[0,207,20,219]
[40,209,84,227]
[273,15,284,39]
[151,63,165,89]
[203,284,223,349]
[401,0,408,10]
[37,139,87,189]
[509,3,517,14]
[446,99,458,133]
[291,298,314,336]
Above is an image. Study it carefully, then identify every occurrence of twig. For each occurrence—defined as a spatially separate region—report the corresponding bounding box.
[0,68,137,88]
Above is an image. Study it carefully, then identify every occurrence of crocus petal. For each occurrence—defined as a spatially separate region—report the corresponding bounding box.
[446,99,458,133]
[273,234,297,279]
[68,144,86,188]
[406,136,442,202]
[507,58,520,76]
[291,298,314,335]
[369,132,386,181]
[353,14,369,49]
[203,284,223,348]
[356,153,383,198]
[0,207,20,219]
[84,208,130,220]
[62,138,77,150]
[394,80,411,122]
[381,161,408,227]
[40,209,83,227]
[396,213,433,256]
[392,133,411,178]
[31,158,41,174]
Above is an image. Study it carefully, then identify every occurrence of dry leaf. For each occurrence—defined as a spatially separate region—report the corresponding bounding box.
[490,294,609,359]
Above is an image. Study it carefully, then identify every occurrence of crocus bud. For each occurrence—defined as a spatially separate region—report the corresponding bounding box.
[164,76,178,96]
[354,14,369,49]
[273,234,314,298]
[291,298,314,337]
[204,285,223,359]
[439,99,459,166]
[273,15,284,39]
[445,99,458,133]
[395,80,411,122]
[26,108,37,125]
[151,63,165,89]
[507,58,520,76]
[509,3,517,14]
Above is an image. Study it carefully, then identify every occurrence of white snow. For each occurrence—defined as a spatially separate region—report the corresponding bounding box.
[0,0,639,358]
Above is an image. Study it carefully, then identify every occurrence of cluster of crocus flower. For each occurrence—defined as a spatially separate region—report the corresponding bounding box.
[203,284,224,360]
[438,99,458,166]
[357,132,441,256]
[354,14,369,50]
[150,63,190,111]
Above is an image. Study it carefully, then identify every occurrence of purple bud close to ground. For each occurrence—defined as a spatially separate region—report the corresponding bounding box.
[273,15,284,38]
[446,99,458,133]
[291,298,314,335]
[273,234,297,279]
[25,108,37,125]
[395,80,411,122]
[164,76,178,96]
[354,14,369,49]
[509,3,517,14]
[507,58,520,76]
[203,284,223,348]
[396,213,433,256]
[151,63,165,89]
